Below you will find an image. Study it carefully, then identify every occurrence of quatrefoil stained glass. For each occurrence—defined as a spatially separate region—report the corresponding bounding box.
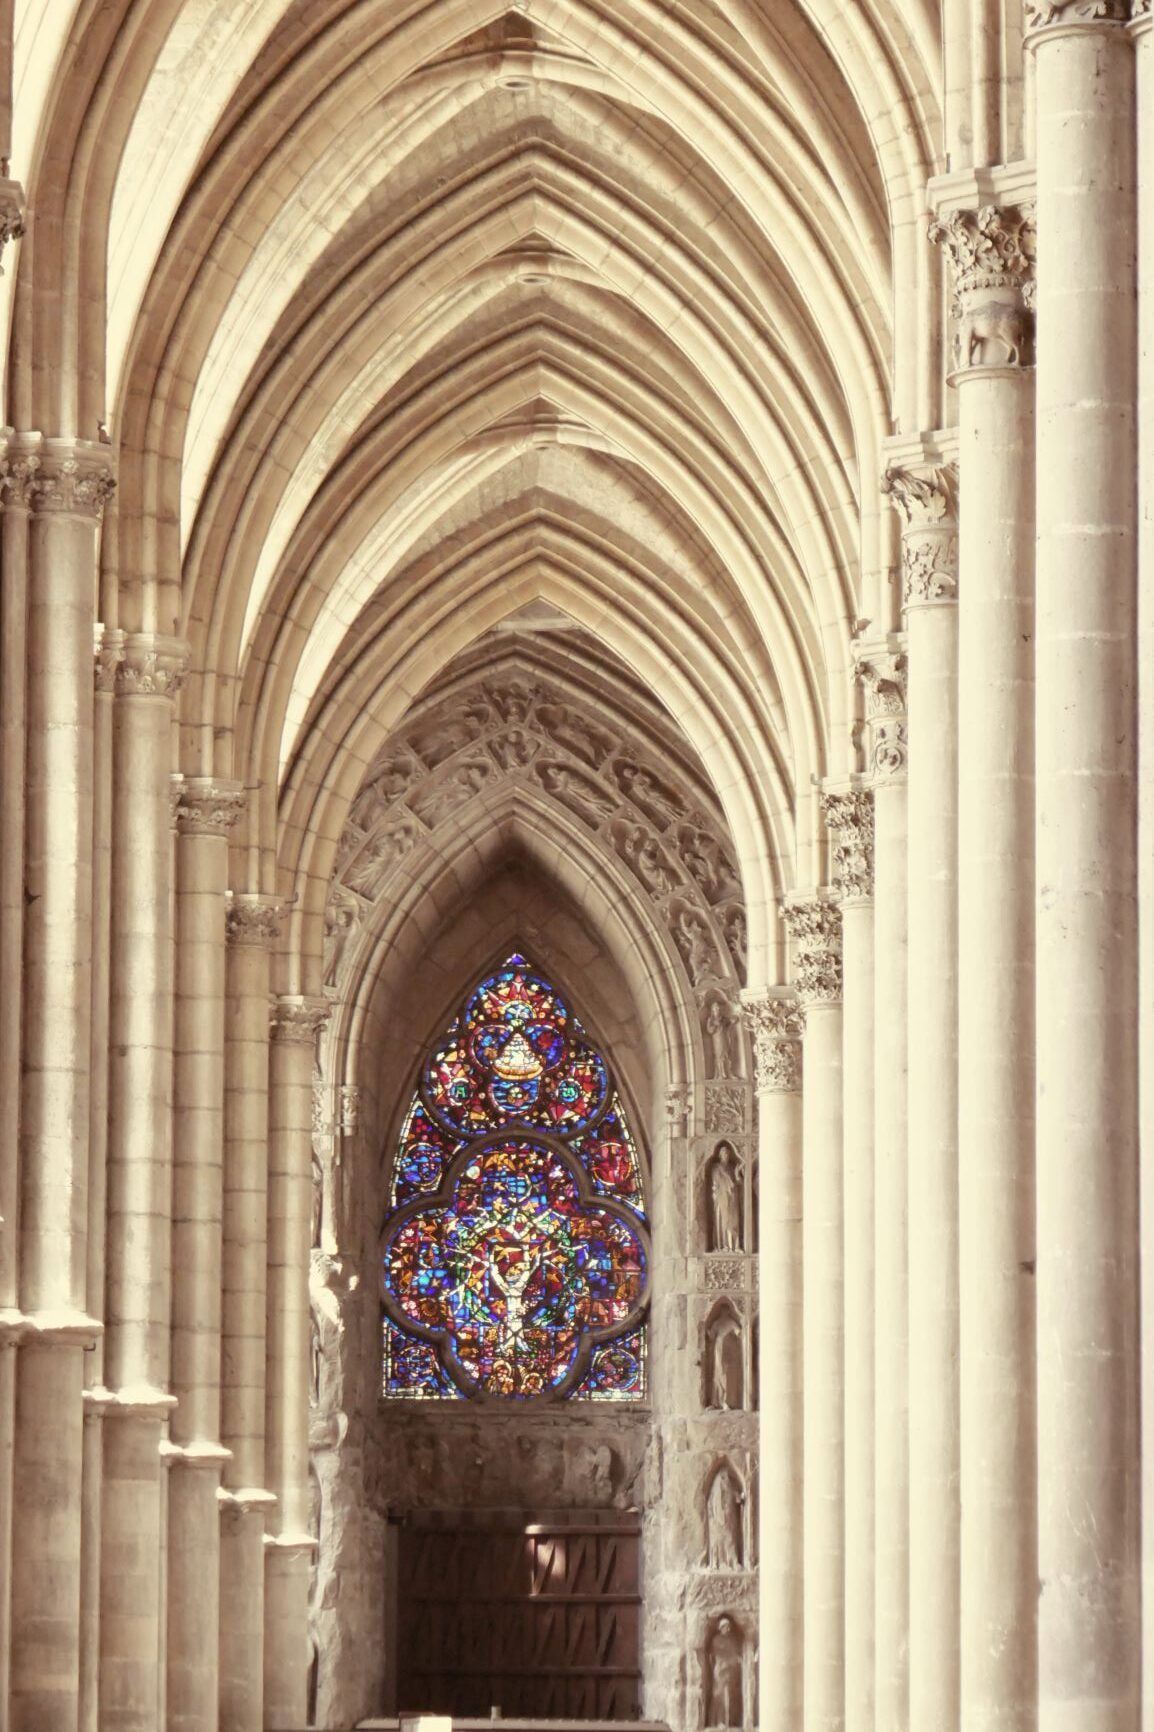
[382,955,648,1401]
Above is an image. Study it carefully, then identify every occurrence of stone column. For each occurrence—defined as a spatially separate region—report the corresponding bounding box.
[1024,7,1140,1731]
[930,195,1039,1732]
[167,780,247,1732]
[10,446,113,1732]
[820,787,875,1732]
[220,895,283,1732]
[100,632,188,1732]
[883,452,960,1732]
[853,638,908,1732]
[781,895,845,1732]
[265,996,329,1731]
[0,449,34,1732]
[741,991,804,1732]
[1133,0,1154,1705]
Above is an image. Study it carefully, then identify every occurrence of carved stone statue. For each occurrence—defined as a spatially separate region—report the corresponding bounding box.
[706,1308,743,1411]
[703,998,738,1079]
[707,1143,742,1252]
[705,1615,744,1728]
[706,1465,744,1569]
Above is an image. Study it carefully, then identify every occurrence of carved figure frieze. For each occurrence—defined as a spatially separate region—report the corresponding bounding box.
[704,1615,745,1729]
[487,728,539,771]
[536,704,617,767]
[706,1143,743,1251]
[702,995,740,1080]
[674,906,722,984]
[705,1463,745,1570]
[704,1304,743,1411]
[410,758,491,828]
[347,754,419,832]
[679,827,742,904]
[704,1083,746,1135]
[742,993,804,1093]
[534,757,620,824]
[615,822,682,896]
[342,817,424,895]
[719,904,747,977]
[407,711,489,769]
[615,760,688,828]
[485,680,536,725]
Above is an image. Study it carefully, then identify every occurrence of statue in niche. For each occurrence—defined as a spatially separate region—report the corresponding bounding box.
[705,1464,744,1570]
[705,1615,744,1729]
[707,1143,742,1252]
[703,997,739,1079]
[706,1307,743,1412]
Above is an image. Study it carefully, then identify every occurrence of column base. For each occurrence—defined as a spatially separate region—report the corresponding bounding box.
[263,1536,316,1731]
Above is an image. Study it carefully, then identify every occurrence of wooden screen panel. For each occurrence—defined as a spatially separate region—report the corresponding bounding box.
[397,1510,642,1721]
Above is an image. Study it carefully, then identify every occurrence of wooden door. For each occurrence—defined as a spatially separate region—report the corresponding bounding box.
[396,1508,643,1720]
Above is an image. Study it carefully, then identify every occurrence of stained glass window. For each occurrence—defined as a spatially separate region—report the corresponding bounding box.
[382,954,649,1402]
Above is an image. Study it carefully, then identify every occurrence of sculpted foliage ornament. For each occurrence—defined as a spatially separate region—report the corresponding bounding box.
[1024,0,1128,24]
[929,204,1037,372]
[855,643,908,782]
[226,896,284,946]
[821,789,875,901]
[742,994,804,1093]
[782,898,844,1004]
[270,997,331,1045]
[882,464,959,605]
[115,634,190,699]
[31,456,116,518]
[173,779,246,836]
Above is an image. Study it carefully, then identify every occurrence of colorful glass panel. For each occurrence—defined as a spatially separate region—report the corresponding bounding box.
[383,956,649,1402]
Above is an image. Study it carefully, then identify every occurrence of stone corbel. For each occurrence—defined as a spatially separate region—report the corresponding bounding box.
[882,438,959,608]
[225,892,285,947]
[853,632,908,782]
[0,176,25,272]
[172,776,247,836]
[740,990,805,1093]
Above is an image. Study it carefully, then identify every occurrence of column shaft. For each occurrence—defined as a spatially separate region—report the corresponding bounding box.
[822,792,876,1732]
[783,899,845,1732]
[101,632,187,1732]
[931,195,1040,1732]
[743,993,804,1732]
[264,997,327,1731]
[855,643,908,1732]
[892,459,960,1732]
[220,899,281,1732]
[11,446,112,1732]
[1030,11,1140,1730]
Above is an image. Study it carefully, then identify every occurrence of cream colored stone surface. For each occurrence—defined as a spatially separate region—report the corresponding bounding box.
[0,4,1147,1731]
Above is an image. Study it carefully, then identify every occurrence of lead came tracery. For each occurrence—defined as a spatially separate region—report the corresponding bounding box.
[382,956,649,1401]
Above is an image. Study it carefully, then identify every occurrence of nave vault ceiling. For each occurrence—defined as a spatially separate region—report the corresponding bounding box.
[6,0,955,992]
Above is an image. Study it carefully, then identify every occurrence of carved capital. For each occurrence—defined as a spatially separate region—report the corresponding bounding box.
[225,894,285,947]
[781,895,843,1005]
[1025,0,1128,29]
[742,992,805,1093]
[821,787,875,901]
[854,640,908,782]
[173,777,246,836]
[94,627,126,693]
[883,463,959,606]
[0,179,25,266]
[30,449,116,519]
[0,453,39,511]
[930,204,1036,373]
[116,633,190,699]
[270,996,330,1045]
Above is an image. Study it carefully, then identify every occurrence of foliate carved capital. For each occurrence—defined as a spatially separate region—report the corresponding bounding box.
[929,204,1037,373]
[0,454,40,511]
[781,896,844,1005]
[0,179,25,264]
[1025,0,1128,29]
[94,627,126,693]
[854,641,909,783]
[115,633,190,700]
[225,895,285,947]
[173,778,246,836]
[270,996,330,1045]
[30,452,116,519]
[742,993,805,1093]
[821,788,875,901]
[883,463,959,606]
